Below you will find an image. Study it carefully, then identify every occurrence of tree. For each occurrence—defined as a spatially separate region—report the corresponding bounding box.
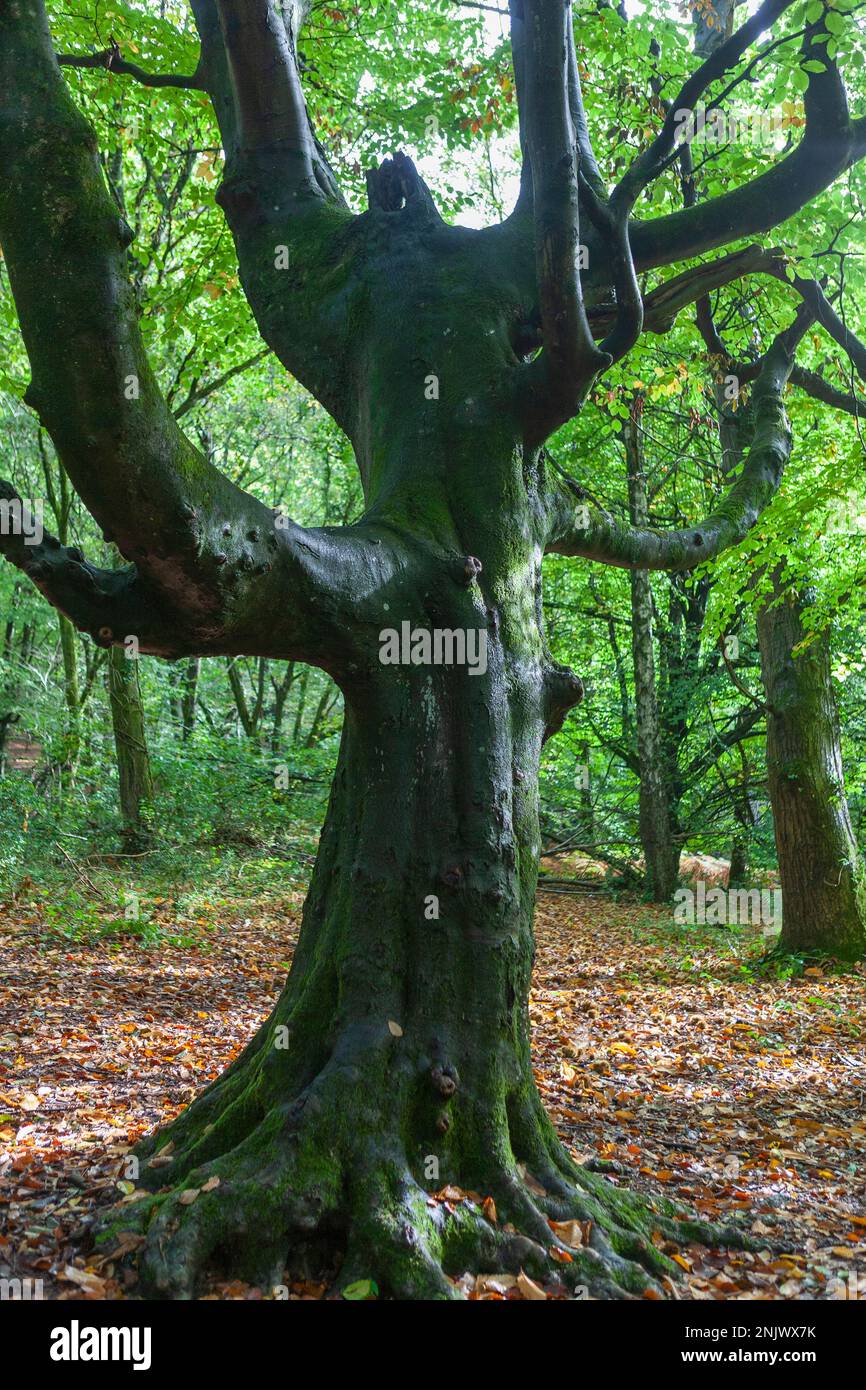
[106,634,155,851]
[757,568,866,958]
[624,399,680,900]
[2,0,866,1299]
[694,289,866,959]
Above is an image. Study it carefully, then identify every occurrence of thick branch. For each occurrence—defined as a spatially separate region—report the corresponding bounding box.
[519,0,609,439]
[0,482,183,656]
[615,0,797,206]
[189,0,353,427]
[545,335,797,569]
[579,175,643,363]
[215,0,315,167]
[634,244,779,335]
[632,24,862,269]
[0,0,351,663]
[788,366,866,417]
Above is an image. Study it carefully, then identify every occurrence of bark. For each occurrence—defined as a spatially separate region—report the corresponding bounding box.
[269,662,295,753]
[728,833,748,890]
[624,406,679,901]
[107,644,155,849]
[0,588,33,775]
[181,659,200,742]
[56,614,81,790]
[757,575,866,960]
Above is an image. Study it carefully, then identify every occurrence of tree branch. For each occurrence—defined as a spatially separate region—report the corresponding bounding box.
[632,244,779,335]
[58,42,204,90]
[614,0,798,207]
[632,20,862,269]
[0,482,183,656]
[545,333,798,569]
[189,0,354,428]
[518,0,610,440]
[172,349,271,419]
[0,0,358,664]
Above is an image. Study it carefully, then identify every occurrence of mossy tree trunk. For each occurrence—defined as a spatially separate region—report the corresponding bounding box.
[1,0,861,1298]
[757,573,866,960]
[107,644,154,849]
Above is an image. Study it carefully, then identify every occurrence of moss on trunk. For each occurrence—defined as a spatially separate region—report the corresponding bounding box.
[757,574,866,961]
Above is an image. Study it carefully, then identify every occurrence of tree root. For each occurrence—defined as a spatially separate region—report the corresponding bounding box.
[94,1041,749,1300]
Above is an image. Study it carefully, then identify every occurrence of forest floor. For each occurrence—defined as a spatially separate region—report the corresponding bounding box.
[1,869,865,1301]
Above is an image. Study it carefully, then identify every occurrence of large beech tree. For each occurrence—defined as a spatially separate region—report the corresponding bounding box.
[2,0,866,1298]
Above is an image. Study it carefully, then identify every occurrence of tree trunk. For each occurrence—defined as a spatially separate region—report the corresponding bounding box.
[112,589,698,1300]
[181,658,200,742]
[107,645,154,849]
[757,574,866,959]
[56,613,81,791]
[0,584,30,775]
[625,407,679,901]
[728,832,749,890]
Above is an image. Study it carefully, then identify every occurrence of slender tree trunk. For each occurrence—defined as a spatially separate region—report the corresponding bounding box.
[270,662,295,753]
[181,657,199,741]
[576,738,594,846]
[756,573,866,959]
[107,644,154,849]
[0,584,29,774]
[624,406,679,900]
[56,613,81,791]
[303,679,338,747]
[728,832,748,889]
[291,665,311,745]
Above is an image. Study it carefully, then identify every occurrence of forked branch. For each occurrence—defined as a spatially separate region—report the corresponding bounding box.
[518,0,610,440]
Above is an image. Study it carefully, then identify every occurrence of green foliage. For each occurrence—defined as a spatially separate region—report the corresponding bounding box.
[2,0,866,906]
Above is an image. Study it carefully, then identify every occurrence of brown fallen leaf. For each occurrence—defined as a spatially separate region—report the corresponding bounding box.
[517,1269,547,1301]
[60,1265,106,1297]
[549,1218,585,1248]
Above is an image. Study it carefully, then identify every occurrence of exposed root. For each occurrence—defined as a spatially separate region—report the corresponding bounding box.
[94,1046,747,1300]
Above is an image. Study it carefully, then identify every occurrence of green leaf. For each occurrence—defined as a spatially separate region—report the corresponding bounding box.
[342,1278,379,1300]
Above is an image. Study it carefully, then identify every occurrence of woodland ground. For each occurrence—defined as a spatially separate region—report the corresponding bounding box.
[1,858,865,1302]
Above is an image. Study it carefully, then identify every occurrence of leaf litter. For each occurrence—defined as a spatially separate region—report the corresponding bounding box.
[1,882,864,1300]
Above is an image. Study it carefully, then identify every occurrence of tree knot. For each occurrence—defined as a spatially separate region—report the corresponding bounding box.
[430,1065,458,1099]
